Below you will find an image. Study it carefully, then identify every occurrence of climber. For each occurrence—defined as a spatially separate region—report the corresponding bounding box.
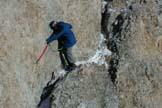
[46,21,77,71]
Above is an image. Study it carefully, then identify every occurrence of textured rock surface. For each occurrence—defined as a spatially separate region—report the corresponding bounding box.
[102,0,162,108]
[1,0,162,108]
[52,65,118,108]
[0,0,102,108]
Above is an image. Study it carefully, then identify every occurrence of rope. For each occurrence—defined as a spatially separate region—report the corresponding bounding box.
[49,44,69,66]
[49,44,62,52]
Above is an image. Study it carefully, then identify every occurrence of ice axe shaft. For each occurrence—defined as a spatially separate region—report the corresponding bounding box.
[36,44,48,64]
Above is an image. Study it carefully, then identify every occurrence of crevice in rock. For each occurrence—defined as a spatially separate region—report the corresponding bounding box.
[101,3,110,38]
[107,13,125,84]
[144,66,151,81]
[101,1,132,84]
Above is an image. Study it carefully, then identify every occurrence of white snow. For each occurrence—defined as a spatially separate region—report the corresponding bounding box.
[101,1,108,13]
[76,34,111,68]
[108,8,130,13]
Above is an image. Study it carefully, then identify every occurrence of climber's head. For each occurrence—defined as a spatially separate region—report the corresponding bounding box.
[49,20,57,30]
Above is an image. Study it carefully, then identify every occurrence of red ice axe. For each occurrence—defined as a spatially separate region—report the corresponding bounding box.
[36,44,48,64]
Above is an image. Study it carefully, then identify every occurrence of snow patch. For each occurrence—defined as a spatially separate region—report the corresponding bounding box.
[108,8,130,13]
[76,34,111,68]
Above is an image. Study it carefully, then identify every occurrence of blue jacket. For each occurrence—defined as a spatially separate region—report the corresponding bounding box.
[46,21,77,48]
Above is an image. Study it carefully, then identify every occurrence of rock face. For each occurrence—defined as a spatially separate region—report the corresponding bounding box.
[52,65,118,108]
[102,0,162,108]
[1,0,162,108]
[0,0,103,108]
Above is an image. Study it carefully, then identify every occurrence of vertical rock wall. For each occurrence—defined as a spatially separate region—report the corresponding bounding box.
[102,0,162,108]
[0,0,101,108]
[52,65,118,108]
